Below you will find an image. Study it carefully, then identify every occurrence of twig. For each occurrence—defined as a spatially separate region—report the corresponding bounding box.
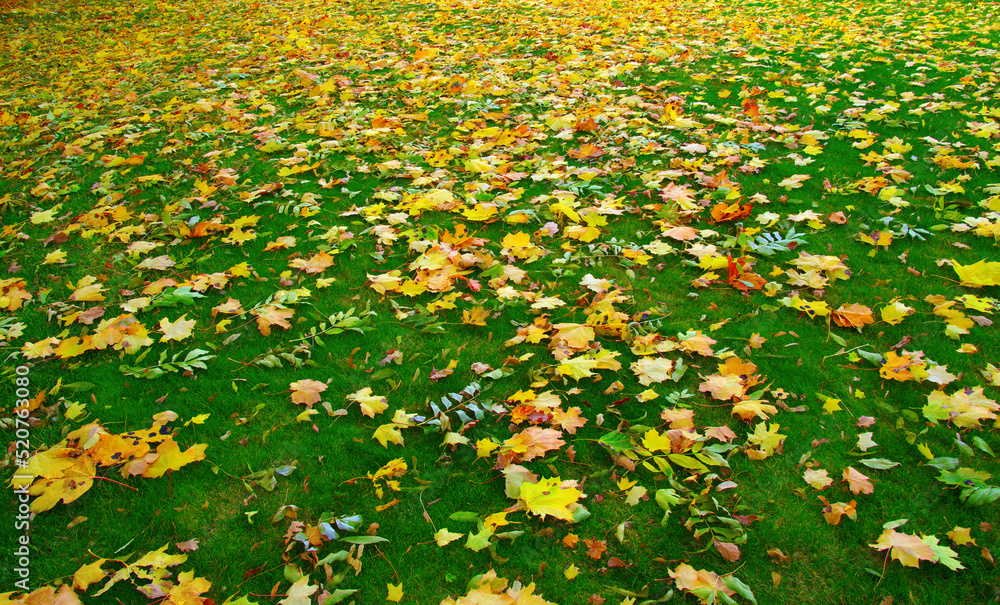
[374,544,400,584]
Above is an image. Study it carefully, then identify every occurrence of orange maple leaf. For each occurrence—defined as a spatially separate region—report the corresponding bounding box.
[832,303,874,329]
[290,379,328,406]
[567,143,605,160]
[726,255,766,291]
[710,202,753,223]
[819,496,857,525]
[504,427,565,461]
[290,251,335,274]
[869,529,937,567]
[583,538,607,559]
[843,466,874,495]
[253,305,294,336]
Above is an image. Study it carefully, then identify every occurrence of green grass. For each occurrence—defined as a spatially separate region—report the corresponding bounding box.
[2,0,1000,603]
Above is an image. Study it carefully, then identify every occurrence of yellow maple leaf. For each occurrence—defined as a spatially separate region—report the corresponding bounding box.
[641,429,672,453]
[228,262,252,278]
[222,228,257,245]
[551,323,595,350]
[630,357,676,386]
[264,236,297,251]
[858,230,893,247]
[819,496,857,525]
[21,337,59,359]
[159,314,196,342]
[279,576,317,605]
[73,558,107,591]
[439,570,558,605]
[69,283,106,302]
[803,468,833,490]
[54,336,90,359]
[397,279,428,297]
[822,397,842,414]
[832,303,874,329]
[16,448,80,486]
[476,438,500,458]
[953,260,1000,287]
[518,477,582,521]
[373,423,404,448]
[732,400,779,421]
[556,355,598,380]
[167,570,212,605]
[30,204,62,224]
[879,351,927,382]
[462,306,489,326]
[142,439,207,479]
[464,158,494,173]
[946,527,976,547]
[881,300,914,325]
[386,583,403,603]
[42,249,68,265]
[434,528,464,546]
[28,457,96,512]
[483,512,512,533]
[746,421,786,460]
[786,295,830,317]
[426,150,453,167]
[699,374,745,401]
[777,173,811,189]
[347,387,388,417]
[500,231,540,260]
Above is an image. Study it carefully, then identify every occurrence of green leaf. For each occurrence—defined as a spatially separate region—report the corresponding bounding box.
[320,589,359,605]
[722,575,757,604]
[465,527,492,552]
[449,511,481,523]
[859,458,899,470]
[927,457,960,471]
[938,467,991,487]
[655,488,682,512]
[855,349,884,366]
[963,485,1000,506]
[316,550,350,564]
[599,431,634,453]
[923,535,964,571]
[955,436,976,457]
[340,535,389,545]
[60,381,95,392]
[571,504,591,524]
[972,436,995,458]
[371,368,396,381]
[668,453,709,474]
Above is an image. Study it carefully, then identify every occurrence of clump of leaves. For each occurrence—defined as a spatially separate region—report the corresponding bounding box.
[9,413,206,512]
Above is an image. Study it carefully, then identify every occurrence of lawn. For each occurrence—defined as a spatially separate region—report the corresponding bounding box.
[1,0,999,603]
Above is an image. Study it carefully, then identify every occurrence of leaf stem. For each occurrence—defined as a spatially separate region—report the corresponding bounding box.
[91,475,139,491]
